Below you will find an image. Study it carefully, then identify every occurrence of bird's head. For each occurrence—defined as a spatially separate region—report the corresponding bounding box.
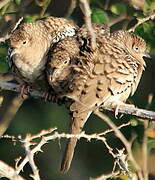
[111,30,148,66]
[8,22,51,62]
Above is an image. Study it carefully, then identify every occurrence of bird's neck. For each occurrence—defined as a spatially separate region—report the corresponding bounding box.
[51,26,77,44]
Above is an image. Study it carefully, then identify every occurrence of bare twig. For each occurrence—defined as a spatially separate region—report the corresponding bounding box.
[141,94,153,180]
[129,12,155,32]
[0,160,25,180]
[0,0,11,9]
[0,81,43,98]
[94,110,144,180]
[24,135,41,180]
[1,81,155,121]
[102,105,155,120]
[65,0,77,17]
[12,17,23,32]
[7,127,131,177]
[90,171,119,180]
[0,94,28,137]
[98,122,131,136]
[0,73,14,82]
[79,0,97,49]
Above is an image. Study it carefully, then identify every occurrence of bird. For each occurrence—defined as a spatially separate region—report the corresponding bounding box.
[59,29,147,173]
[7,16,78,94]
[46,36,80,94]
[47,23,110,93]
[46,23,110,172]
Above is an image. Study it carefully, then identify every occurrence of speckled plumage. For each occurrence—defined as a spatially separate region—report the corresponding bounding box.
[59,29,147,173]
[7,16,78,90]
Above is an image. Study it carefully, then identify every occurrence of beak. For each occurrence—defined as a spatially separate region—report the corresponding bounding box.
[143,53,151,59]
[8,47,17,58]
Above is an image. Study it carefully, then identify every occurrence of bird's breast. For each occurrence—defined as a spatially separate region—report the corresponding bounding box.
[10,52,47,83]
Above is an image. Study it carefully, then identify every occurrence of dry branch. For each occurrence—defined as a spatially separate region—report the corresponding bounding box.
[0,81,155,121]
[129,12,155,32]
[0,160,25,180]
[79,0,97,49]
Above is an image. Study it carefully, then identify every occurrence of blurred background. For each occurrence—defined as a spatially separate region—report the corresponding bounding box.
[0,0,155,179]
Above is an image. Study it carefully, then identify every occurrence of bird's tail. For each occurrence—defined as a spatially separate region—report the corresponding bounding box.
[60,106,91,173]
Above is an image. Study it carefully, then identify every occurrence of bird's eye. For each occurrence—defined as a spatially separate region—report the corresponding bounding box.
[133,46,139,52]
[64,60,69,64]
[22,41,27,45]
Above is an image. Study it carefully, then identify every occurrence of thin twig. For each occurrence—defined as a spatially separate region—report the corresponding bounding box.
[9,127,131,177]
[0,160,25,180]
[94,110,144,180]
[24,135,41,180]
[79,0,97,49]
[1,81,155,121]
[0,94,28,137]
[65,0,77,17]
[102,106,155,120]
[90,171,119,180]
[0,0,11,9]
[129,12,155,32]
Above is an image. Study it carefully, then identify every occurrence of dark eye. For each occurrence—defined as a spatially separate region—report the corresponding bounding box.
[23,41,27,44]
[64,60,69,64]
[133,46,139,51]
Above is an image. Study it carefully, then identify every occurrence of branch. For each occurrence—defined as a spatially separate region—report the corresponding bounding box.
[128,12,155,32]
[102,106,155,120]
[2,126,131,178]
[1,81,155,121]
[94,111,143,180]
[0,95,27,136]
[0,81,43,98]
[0,0,11,9]
[0,160,25,180]
[79,0,97,49]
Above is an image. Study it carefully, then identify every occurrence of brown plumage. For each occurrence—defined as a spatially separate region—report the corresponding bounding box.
[7,16,78,91]
[47,37,79,93]
[59,29,147,173]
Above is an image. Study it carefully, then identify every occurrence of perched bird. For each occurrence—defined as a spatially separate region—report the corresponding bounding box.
[47,23,110,93]
[46,23,110,172]
[47,36,79,93]
[7,16,78,92]
[59,29,147,173]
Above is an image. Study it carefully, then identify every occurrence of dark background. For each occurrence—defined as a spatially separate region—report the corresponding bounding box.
[0,0,155,179]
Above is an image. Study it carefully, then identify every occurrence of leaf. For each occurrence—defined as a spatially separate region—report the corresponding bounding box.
[91,8,109,24]
[14,0,21,5]
[110,3,126,15]
[0,60,9,73]
[24,16,36,22]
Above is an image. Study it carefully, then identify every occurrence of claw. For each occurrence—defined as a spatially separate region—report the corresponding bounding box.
[42,91,63,104]
[20,84,31,98]
[112,101,135,118]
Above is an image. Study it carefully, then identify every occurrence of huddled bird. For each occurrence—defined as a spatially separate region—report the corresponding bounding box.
[7,16,148,174]
[7,16,78,93]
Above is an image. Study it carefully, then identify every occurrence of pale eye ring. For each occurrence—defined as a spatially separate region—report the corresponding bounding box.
[133,46,139,51]
[23,40,27,44]
[64,59,69,64]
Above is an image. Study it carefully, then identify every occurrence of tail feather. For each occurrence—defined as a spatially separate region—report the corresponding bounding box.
[60,109,91,173]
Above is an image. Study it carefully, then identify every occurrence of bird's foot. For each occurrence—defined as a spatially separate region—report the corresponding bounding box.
[111,101,135,118]
[42,91,64,105]
[20,83,31,98]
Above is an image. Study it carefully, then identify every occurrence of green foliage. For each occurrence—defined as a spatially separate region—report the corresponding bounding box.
[135,21,155,49]
[0,43,8,73]
[0,0,155,180]
[91,8,109,23]
[110,3,126,15]
[14,0,22,5]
